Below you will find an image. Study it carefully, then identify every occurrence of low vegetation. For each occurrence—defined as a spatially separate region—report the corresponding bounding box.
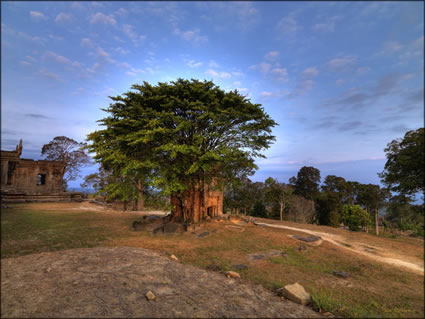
[2,203,423,318]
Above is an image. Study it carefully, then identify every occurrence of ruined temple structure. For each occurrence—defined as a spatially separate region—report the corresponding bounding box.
[1,140,81,202]
[170,179,224,223]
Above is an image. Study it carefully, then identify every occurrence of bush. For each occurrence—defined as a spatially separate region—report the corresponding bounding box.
[340,204,371,231]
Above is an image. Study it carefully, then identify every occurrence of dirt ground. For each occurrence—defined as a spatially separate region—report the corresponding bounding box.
[1,246,322,318]
[253,220,424,275]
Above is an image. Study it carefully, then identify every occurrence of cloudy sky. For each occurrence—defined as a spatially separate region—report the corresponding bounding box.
[1,1,424,189]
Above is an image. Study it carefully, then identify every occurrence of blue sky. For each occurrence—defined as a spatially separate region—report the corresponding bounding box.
[1,1,424,190]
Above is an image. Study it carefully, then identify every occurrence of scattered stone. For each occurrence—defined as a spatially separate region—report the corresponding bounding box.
[249,217,255,223]
[293,235,321,243]
[298,245,307,252]
[145,291,156,301]
[251,254,265,260]
[278,283,311,306]
[206,264,221,272]
[170,254,179,262]
[197,231,210,238]
[248,250,286,261]
[323,312,334,317]
[332,271,349,279]
[225,271,241,279]
[231,264,248,271]
[44,267,52,273]
[205,216,211,221]
[72,281,79,286]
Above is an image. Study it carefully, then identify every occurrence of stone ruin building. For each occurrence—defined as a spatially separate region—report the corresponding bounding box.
[170,179,224,223]
[1,140,81,203]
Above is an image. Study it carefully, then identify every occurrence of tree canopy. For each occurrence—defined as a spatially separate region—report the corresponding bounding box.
[87,79,277,222]
[289,166,321,200]
[379,128,424,198]
[41,136,91,189]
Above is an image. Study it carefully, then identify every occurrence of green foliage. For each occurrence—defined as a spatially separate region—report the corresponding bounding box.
[315,191,341,227]
[41,136,91,186]
[289,166,321,200]
[87,79,276,220]
[379,128,424,198]
[340,204,371,231]
[249,200,267,218]
[264,177,293,220]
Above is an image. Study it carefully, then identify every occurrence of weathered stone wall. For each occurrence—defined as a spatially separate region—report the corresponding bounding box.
[1,141,65,195]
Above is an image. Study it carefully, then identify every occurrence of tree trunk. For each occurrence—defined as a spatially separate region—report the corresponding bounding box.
[170,186,203,223]
[123,200,127,211]
[136,179,144,211]
[244,207,247,216]
[375,208,379,235]
[279,202,284,221]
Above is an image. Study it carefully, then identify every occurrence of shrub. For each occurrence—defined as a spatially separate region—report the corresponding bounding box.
[340,204,371,231]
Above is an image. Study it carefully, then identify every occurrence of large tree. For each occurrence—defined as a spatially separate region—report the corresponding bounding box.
[379,128,424,198]
[87,79,276,223]
[289,166,321,200]
[41,136,91,189]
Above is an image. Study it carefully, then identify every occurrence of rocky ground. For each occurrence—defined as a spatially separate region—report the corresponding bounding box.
[1,246,322,318]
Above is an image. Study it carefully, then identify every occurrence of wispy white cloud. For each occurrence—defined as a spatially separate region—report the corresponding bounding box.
[271,67,288,81]
[260,91,273,97]
[249,62,272,73]
[264,51,280,61]
[208,60,219,68]
[277,14,302,36]
[122,24,146,43]
[20,60,32,67]
[114,8,128,17]
[80,38,95,48]
[186,60,202,68]
[328,56,356,70]
[313,16,342,33]
[303,67,319,77]
[39,68,61,81]
[55,13,72,24]
[43,51,71,64]
[356,66,371,75]
[49,34,63,41]
[96,47,115,63]
[173,26,208,45]
[30,11,47,21]
[205,69,231,79]
[90,12,116,25]
[114,47,129,55]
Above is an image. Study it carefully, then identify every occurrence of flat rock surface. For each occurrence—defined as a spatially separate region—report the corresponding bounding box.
[1,247,322,318]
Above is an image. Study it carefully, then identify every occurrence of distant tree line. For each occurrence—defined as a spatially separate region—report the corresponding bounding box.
[224,128,424,237]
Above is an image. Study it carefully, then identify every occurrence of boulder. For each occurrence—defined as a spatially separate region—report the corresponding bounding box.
[225,271,241,279]
[278,283,311,305]
[170,254,179,262]
[298,245,307,251]
[332,271,349,278]
[145,291,156,301]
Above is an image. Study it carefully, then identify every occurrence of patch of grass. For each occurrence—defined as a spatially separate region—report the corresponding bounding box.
[2,203,424,318]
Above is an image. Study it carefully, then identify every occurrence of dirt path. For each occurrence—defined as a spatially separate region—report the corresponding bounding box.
[1,247,322,318]
[254,222,424,275]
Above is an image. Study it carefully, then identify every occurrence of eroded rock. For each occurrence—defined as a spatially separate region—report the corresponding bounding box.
[231,264,248,271]
[170,255,179,262]
[278,283,311,305]
[225,271,241,279]
[145,291,156,301]
[293,235,321,243]
[332,271,349,278]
